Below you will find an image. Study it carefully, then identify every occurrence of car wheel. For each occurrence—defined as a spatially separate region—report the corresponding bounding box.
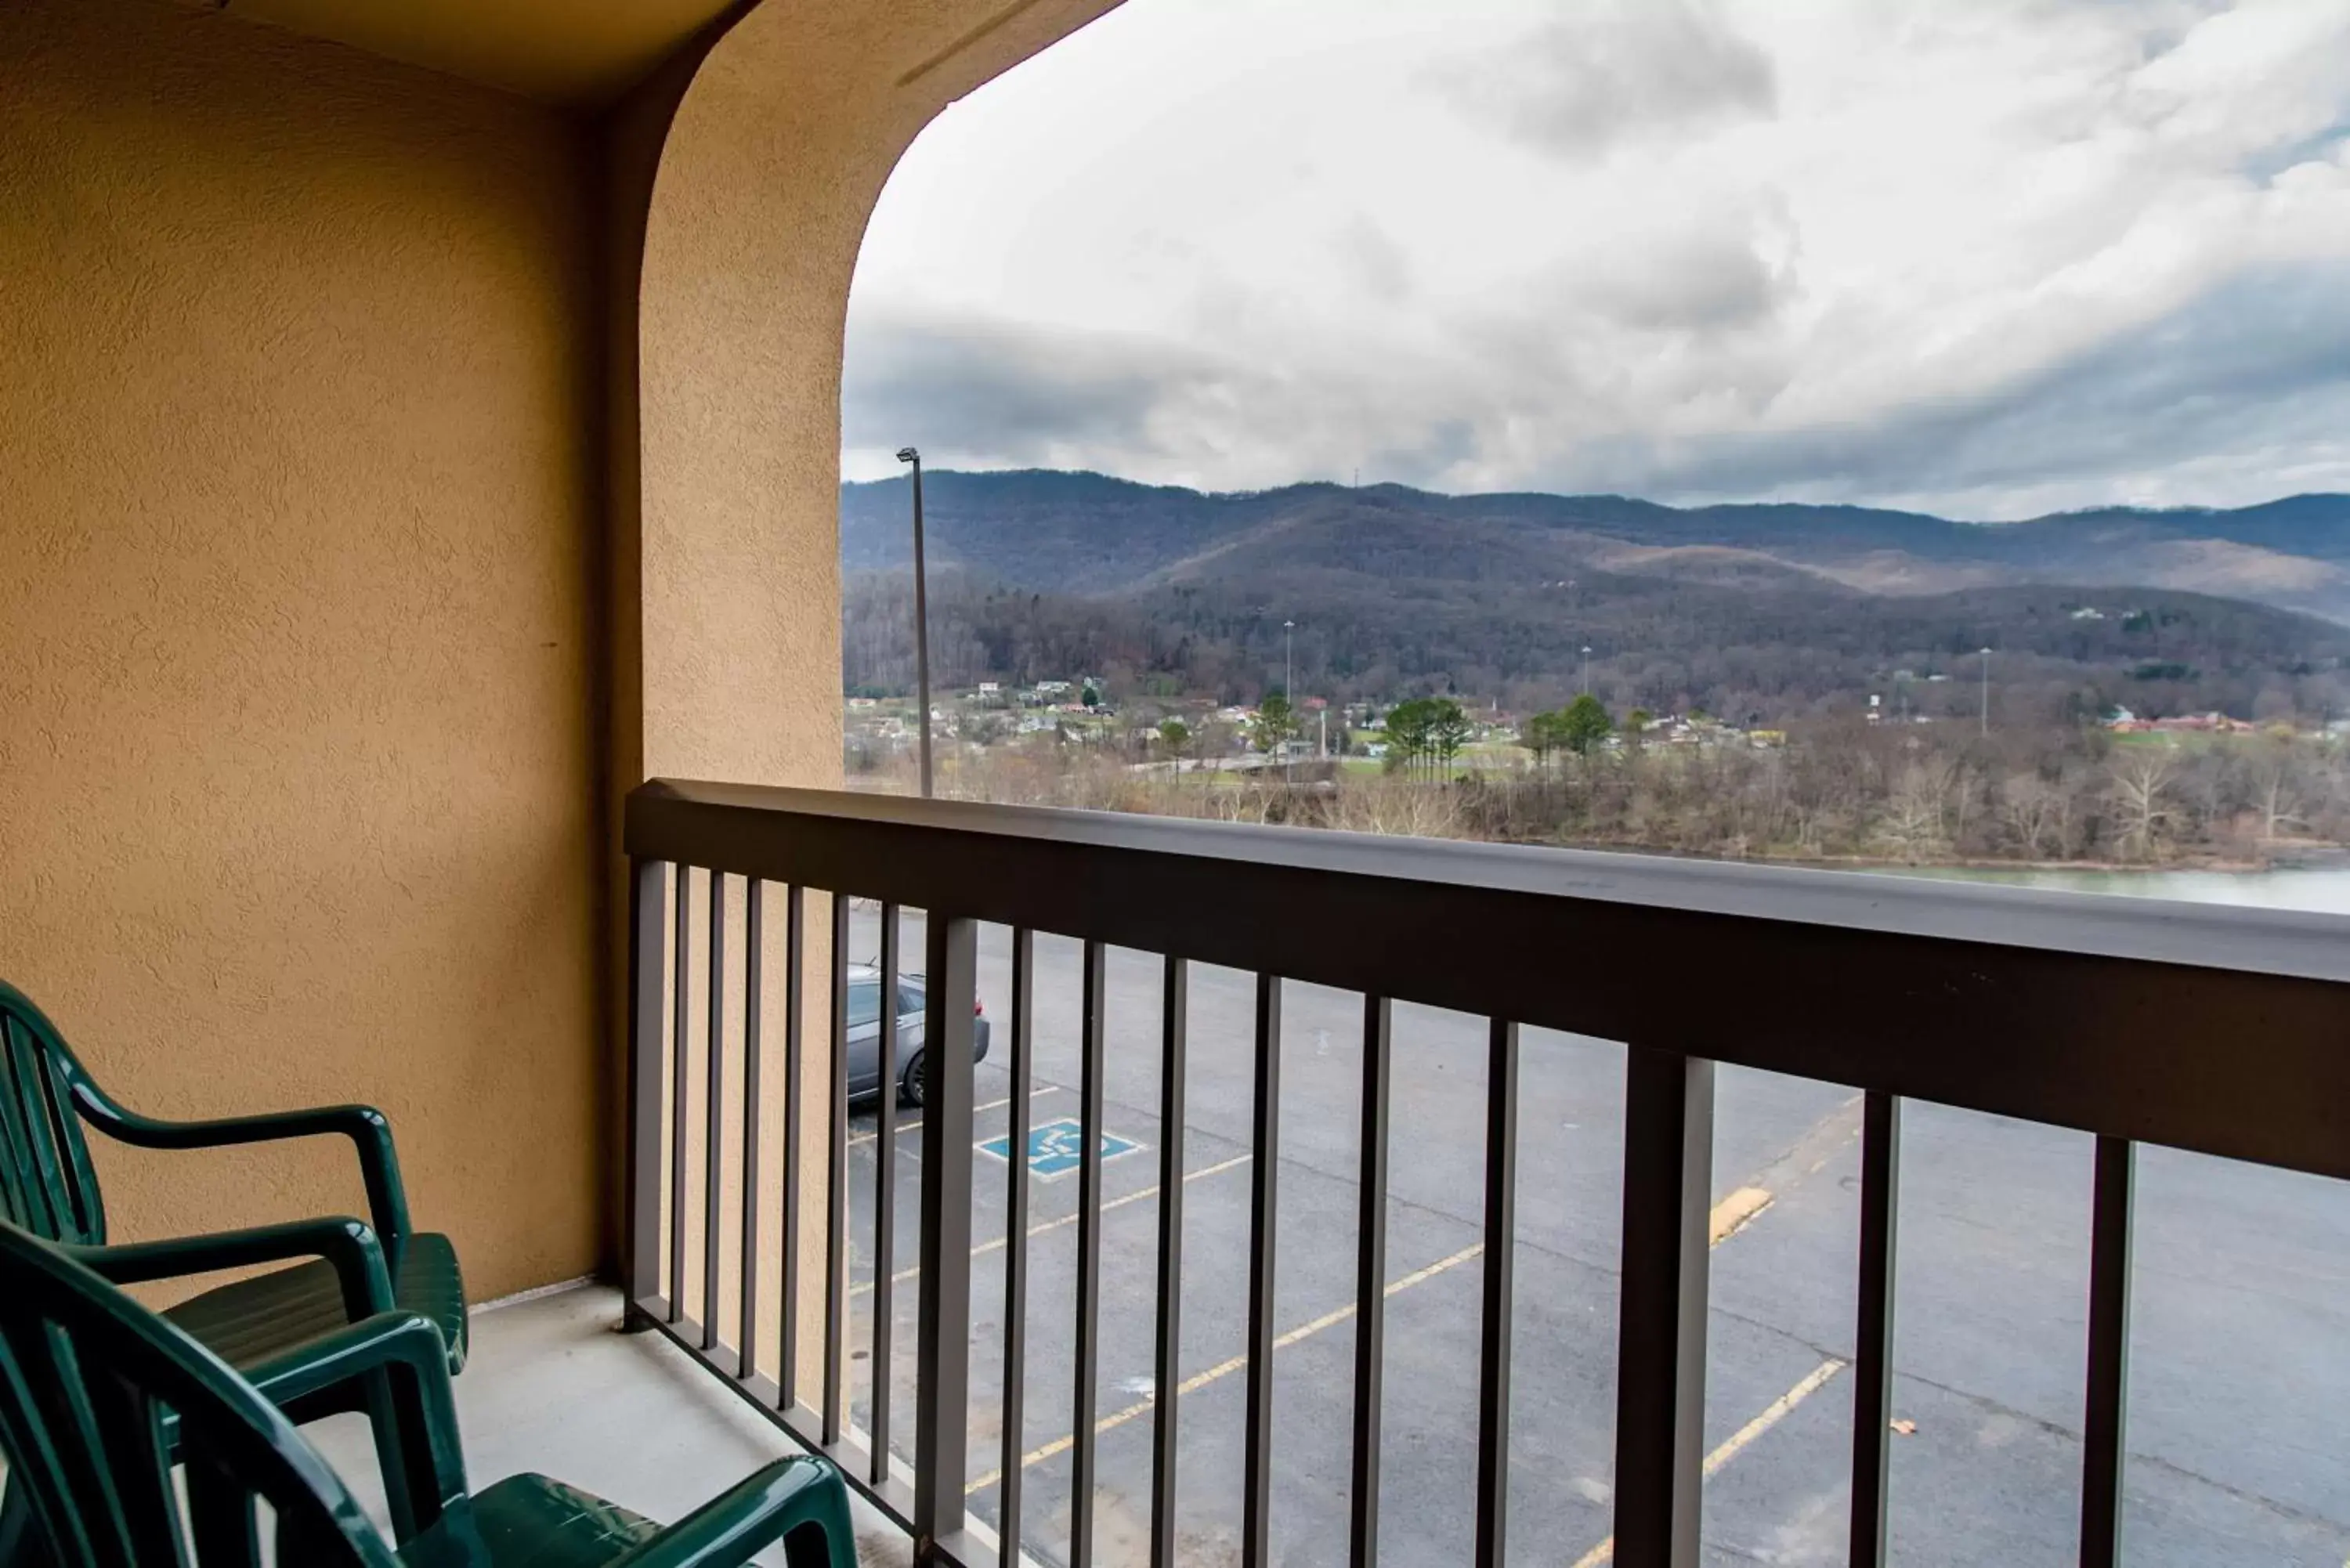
[900,1050,927,1108]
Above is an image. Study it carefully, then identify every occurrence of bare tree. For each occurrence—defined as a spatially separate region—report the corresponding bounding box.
[1322,778,1466,839]
[1999,773,2065,859]
[2253,741,2306,843]
[2108,749,2178,862]
[1876,764,1951,862]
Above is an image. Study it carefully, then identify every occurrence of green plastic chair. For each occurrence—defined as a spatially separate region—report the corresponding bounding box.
[0,1217,857,1568]
[0,981,465,1533]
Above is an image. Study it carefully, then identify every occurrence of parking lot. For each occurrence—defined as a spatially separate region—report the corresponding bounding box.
[835,913,2350,1568]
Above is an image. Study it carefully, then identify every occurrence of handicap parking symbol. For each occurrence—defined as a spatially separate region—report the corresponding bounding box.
[978,1116,1141,1180]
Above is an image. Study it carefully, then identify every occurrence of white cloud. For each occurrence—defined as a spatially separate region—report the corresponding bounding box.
[845,0,2350,518]
[1430,0,1777,161]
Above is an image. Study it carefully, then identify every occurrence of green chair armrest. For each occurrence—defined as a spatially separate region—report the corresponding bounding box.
[66,1216,395,1321]
[607,1458,855,1568]
[243,1310,471,1528]
[74,1092,415,1245]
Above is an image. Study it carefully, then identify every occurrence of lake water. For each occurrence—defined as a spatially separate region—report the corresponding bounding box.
[1891,859,2350,914]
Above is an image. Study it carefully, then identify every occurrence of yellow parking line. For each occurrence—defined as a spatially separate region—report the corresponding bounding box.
[943,1094,1856,1512]
[965,1241,1484,1494]
[850,1153,1253,1299]
[1705,1358,1846,1475]
[1567,1357,1847,1568]
[1708,1186,1774,1245]
[847,1085,1058,1147]
[1561,1101,1864,1566]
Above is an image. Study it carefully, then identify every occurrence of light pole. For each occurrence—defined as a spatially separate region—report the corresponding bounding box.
[896,446,934,798]
[1581,645,1593,695]
[1282,619,1296,779]
[1979,647,1991,738]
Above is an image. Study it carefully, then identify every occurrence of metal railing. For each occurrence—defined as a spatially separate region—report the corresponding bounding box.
[621,776,2350,1568]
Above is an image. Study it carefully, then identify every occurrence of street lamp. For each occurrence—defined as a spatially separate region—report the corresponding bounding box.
[1582,645,1593,695]
[1283,619,1296,780]
[1979,646,1992,738]
[896,446,933,799]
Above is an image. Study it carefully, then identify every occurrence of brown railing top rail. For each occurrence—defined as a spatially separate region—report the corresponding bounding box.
[627,778,2350,1183]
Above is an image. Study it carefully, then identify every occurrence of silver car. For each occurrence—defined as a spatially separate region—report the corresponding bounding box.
[845,964,992,1106]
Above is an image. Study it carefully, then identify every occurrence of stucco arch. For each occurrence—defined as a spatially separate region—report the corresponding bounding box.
[606,0,1124,1375]
[623,0,1126,793]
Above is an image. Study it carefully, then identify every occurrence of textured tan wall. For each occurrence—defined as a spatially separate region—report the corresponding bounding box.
[0,0,602,1298]
[632,0,1126,1387]
[0,0,1123,1311]
[636,0,1123,789]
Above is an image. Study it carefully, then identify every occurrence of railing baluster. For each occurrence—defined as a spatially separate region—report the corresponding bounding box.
[1475,1019,1519,1568]
[1849,1090,1902,1568]
[824,891,849,1446]
[739,879,764,1381]
[1242,973,1282,1568]
[1072,939,1109,1568]
[915,914,978,1562]
[704,870,727,1349]
[625,858,667,1313]
[1000,928,1035,1563]
[670,865,692,1324]
[1151,956,1190,1568]
[1349,995,1391,1568]
[873,902,901,1484]
[779,884,804,1410]
[2080,1136,2135,1568]
[1614,1047,1715,1568]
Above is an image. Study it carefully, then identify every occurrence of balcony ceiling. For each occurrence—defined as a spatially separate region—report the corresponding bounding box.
[222,0,740,103]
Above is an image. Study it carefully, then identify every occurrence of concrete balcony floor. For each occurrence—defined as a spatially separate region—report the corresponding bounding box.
[306,1284,909,1567]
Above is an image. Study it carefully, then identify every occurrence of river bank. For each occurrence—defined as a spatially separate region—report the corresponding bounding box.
[1670,844,2350,878]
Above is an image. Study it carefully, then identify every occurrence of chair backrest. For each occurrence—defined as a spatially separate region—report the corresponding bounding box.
[0,985,104,1247]
[0,1218,400,1568]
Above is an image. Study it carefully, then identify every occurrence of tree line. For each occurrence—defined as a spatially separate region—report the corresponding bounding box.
[1441,720,2346,865]
[857,712,2350,869]
[844,565,2350,732]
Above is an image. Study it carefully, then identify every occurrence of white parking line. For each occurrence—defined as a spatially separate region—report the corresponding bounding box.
[846,1085,1059,1148]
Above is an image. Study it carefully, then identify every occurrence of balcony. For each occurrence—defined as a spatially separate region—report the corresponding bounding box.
[11,5,2350,1567]
[613,778,2350,1568]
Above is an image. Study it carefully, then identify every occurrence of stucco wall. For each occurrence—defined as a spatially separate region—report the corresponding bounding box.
[0,0,602,1297]
[635,0,1125,793]
[631,0,1126,1386]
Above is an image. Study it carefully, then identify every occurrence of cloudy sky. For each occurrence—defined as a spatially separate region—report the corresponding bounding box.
[843,0,2350,519]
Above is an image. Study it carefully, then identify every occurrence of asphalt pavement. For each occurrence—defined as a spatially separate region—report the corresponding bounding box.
[831,912,2350,1568]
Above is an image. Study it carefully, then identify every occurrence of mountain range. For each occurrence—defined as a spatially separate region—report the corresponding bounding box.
[844,470,2350,620]
[839,471,2350,722]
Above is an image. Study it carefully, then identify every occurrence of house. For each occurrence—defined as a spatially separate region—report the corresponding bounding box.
[2152,712,2256,735]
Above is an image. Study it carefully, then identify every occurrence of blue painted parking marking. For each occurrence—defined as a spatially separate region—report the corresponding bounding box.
[978,1117,1142,1180]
